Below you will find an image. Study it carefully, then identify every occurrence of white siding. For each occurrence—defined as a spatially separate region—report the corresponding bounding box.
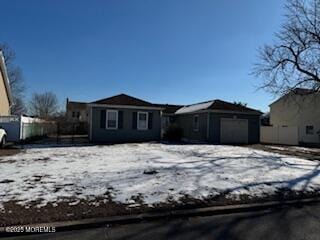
[261,126,299,145]
[270,93,320,144]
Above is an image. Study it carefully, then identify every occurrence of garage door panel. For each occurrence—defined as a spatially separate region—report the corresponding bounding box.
[220,118,248,144]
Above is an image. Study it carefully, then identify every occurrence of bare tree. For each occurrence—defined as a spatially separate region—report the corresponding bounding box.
[253,0,320,96]
[0,43,26,114]
[29,92,59,119]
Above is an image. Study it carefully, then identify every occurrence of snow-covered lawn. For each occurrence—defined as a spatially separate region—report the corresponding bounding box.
[1,143,320,209]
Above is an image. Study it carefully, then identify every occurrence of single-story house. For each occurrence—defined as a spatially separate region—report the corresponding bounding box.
[0,50,12,116]
[88,93,262,144]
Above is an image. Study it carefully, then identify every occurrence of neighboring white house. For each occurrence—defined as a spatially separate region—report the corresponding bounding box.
[0,50,12,116]
[261,88,320,145]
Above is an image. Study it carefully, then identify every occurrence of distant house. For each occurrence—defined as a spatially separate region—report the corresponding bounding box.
[88,93,262,144]
[0,51,12,116]
[267,88,320,145]
[66,99,88,122]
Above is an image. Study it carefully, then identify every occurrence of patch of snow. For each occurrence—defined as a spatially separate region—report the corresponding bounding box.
[175,101,213,114]
[1,143,320,209]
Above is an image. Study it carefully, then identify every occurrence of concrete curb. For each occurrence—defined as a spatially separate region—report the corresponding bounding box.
[1,197,320,237]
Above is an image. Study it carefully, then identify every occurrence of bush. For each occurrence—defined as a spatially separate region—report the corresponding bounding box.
[163,124,183,141]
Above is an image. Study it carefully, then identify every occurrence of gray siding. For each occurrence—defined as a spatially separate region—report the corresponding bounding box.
[90,107,161,143]
[175,112,260,144]
[208,113,260,144]
[175,113,209,142]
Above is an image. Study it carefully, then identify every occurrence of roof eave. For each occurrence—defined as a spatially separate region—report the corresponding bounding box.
[175,109,262,115]
[88,103,164,110]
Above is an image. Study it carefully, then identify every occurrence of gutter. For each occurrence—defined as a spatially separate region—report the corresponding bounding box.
[174,109,262,116]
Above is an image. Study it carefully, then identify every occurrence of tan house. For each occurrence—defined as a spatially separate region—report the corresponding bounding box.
[0,50,12,116]
[66,98,88,122]
[267,88,320,145]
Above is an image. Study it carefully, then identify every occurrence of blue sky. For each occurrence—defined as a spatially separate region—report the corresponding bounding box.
[0,0,285,112]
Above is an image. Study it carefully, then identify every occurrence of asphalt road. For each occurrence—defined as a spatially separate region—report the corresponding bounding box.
[2,202,320,240]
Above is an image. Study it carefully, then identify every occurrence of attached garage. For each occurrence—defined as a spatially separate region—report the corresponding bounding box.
[220,118,248,144]
[175,99,262,144]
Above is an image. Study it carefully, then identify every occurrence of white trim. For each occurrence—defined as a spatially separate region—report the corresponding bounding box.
[137,111,148,130]
[106,110,118,130]
[176,109,261,116]
[193,115,199,132]
[207,110,261,115]
[88,104,163,110]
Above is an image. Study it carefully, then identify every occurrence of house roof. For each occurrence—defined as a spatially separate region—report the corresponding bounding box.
[67,100,87,110]
[175,99,262,115]
[91,93,161,108]
[154,104,184,114]
[0,51,12,105]
[269,88,319,106]
[175,101,213,114]
[89,93,261,114]
[292,88,316,95]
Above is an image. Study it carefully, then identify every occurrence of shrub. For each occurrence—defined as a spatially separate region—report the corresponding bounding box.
[163,124,183,141]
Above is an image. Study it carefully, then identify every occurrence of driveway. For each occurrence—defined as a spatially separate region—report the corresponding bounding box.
[1,143,320,225]
[249,144,320,161]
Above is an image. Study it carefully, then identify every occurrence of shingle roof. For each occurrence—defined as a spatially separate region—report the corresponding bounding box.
[269,88,319,106]
[292,88,317,95]
[175,101,214,114]
[91,94,161,108]
[175,99,262,115]
[67,101,87,110]
[90,93,261,114]
[209,100,261,113]
[154,104,184,114]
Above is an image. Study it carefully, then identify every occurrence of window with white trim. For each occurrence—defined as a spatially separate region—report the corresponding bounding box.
[137,112,148,130]
[193,115,199,131]
[106,110,118,129]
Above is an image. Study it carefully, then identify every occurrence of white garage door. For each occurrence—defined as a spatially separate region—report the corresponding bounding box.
[220,118,248,144]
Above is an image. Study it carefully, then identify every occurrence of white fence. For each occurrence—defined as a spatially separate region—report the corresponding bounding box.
[260,126,299,145]
[0,116,55,142]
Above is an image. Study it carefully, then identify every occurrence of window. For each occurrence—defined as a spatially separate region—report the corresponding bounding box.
[306,125,314,135]
[77,112,80,119]
[193,115,199,131]
[72,111,75,118]
[137,112,148,130]
[106,110,118,129]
